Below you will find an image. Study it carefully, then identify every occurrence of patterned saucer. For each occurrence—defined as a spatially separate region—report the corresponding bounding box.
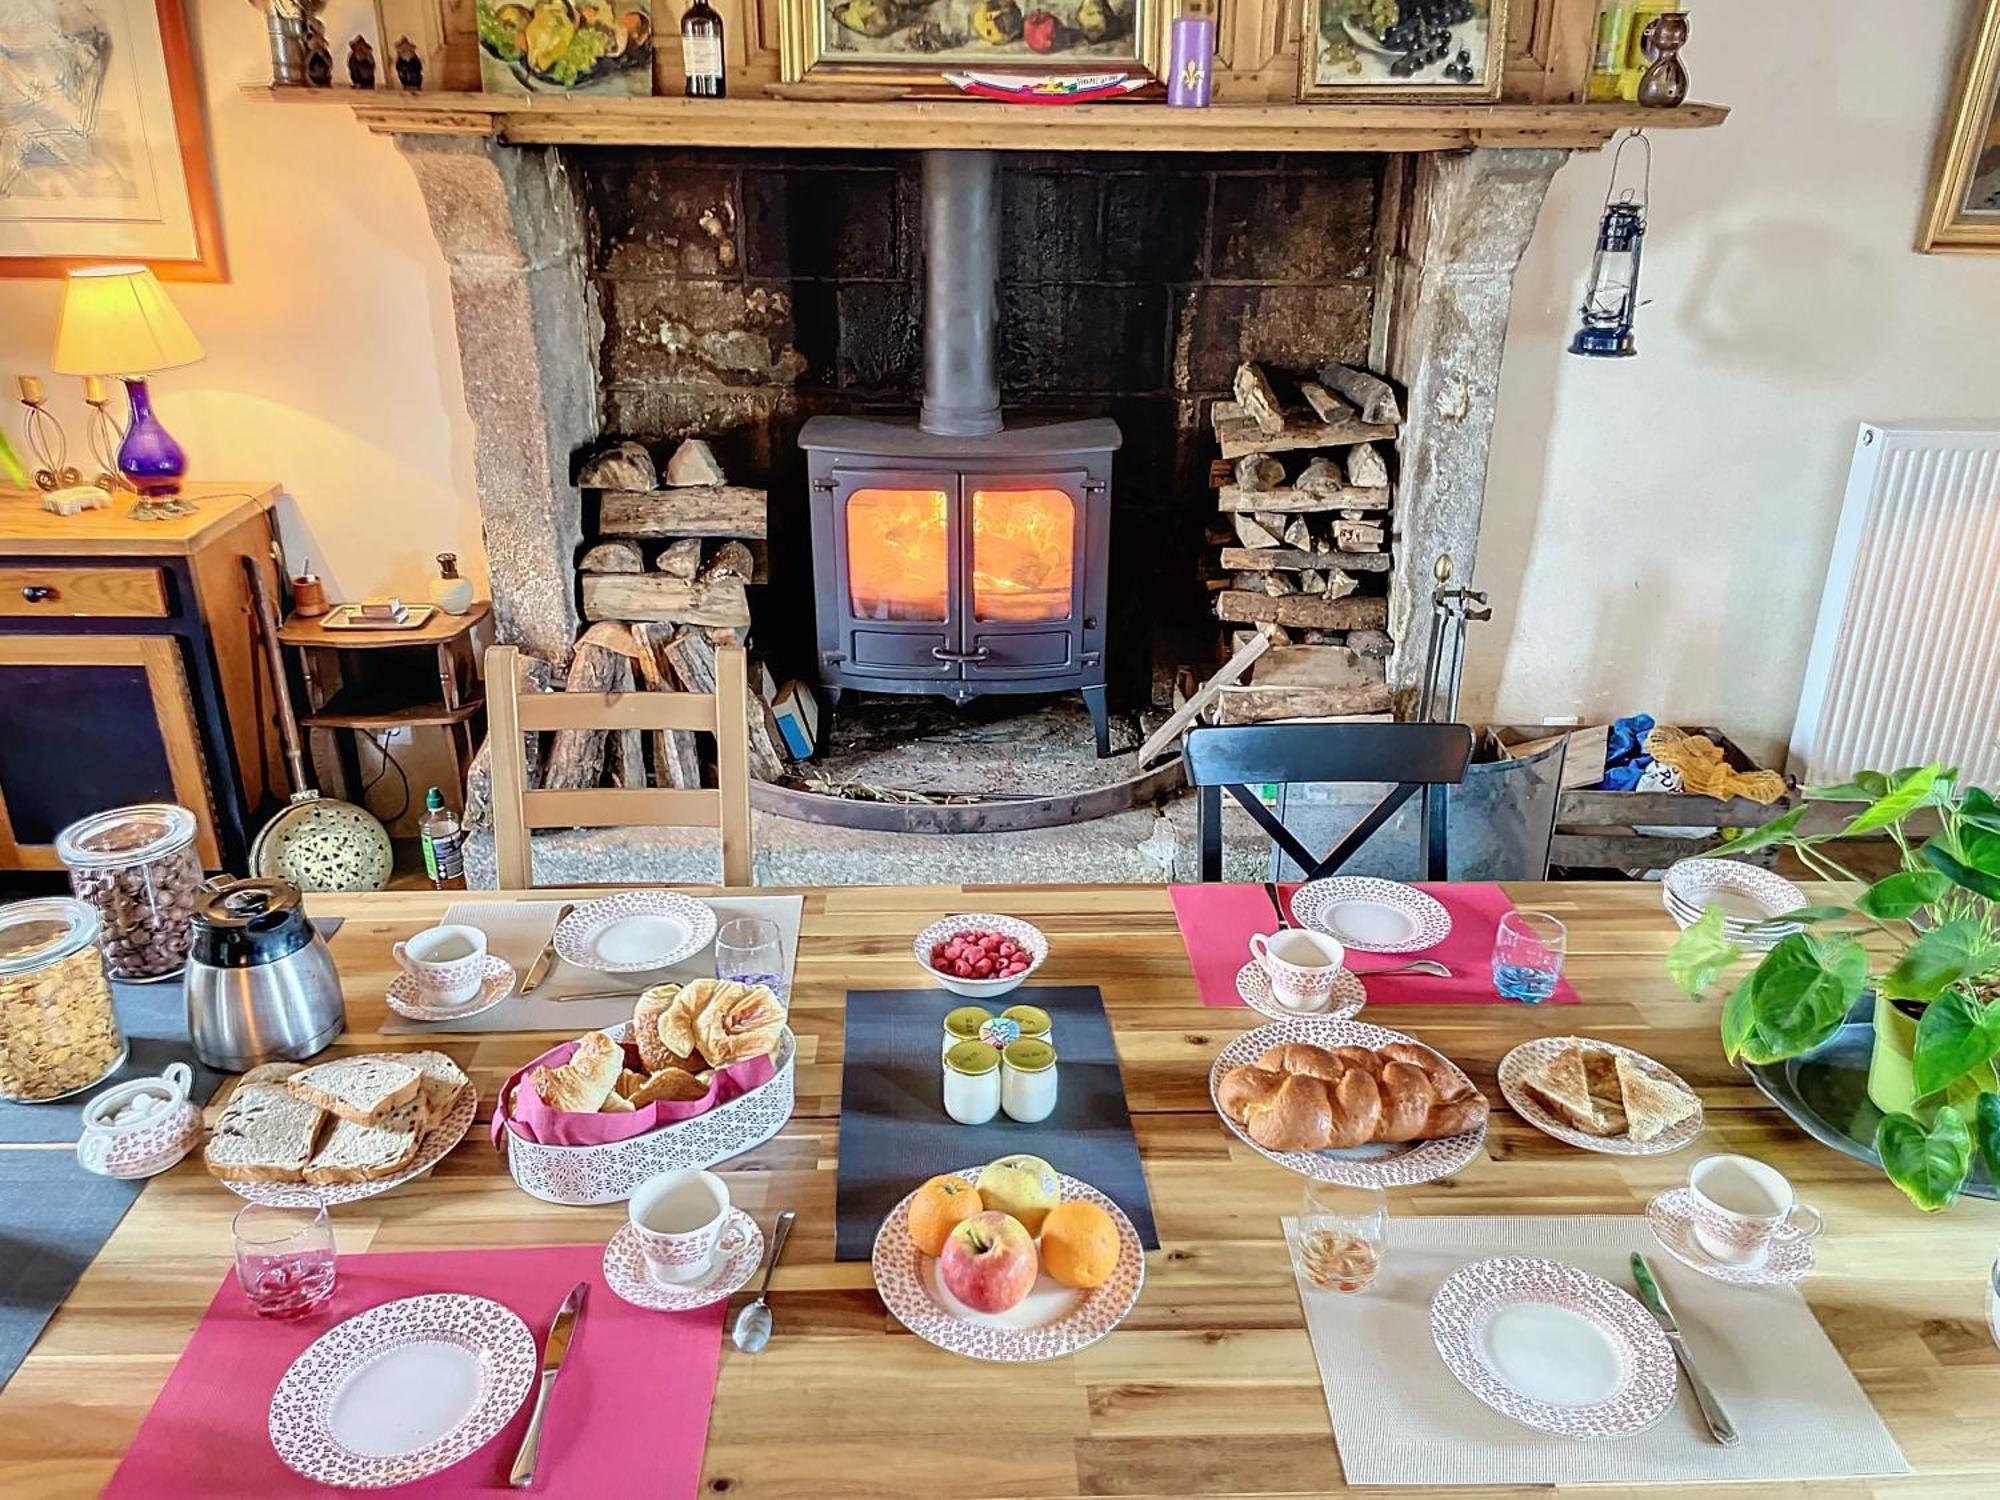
[1645,1189,1814,1285]
[603,1210,764,1311]
[1235,961,1366,1022]
[387,956,516,1023]
[1291,877,1452,953]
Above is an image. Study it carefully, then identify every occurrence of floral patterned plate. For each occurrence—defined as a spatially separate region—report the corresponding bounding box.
[1645,1189,1814,1285]
[1291,877,1452,953]
[224,1084,478,1209]
[603,1210,764,1311]
[1497,1036,1704,1157]
[1430,1257,1678,1440]
[554,890,717,974]
[268,1293,536,1488]
[1235,961,1366,1022]
[872,1166,1144,1362]
[1209,1017,1487,1188]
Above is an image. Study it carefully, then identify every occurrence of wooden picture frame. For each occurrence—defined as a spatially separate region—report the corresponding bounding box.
[0,0,225,282]
[778,0,1170,90]
[1919,0,2000,253]
[1298,0,1509,102]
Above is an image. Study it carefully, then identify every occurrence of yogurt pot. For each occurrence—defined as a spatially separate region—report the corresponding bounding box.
[1001,1039,1058,1124]
[1000,1004,1053,1048]
[76,1061,203,1179]
[941,1005,990,1061]
[942,1040,1002,1126]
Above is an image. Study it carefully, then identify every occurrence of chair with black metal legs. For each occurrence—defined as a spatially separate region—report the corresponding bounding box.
[1184,721,1476,883]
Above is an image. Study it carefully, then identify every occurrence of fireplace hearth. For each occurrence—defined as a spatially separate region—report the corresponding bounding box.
[800,150,1118,757]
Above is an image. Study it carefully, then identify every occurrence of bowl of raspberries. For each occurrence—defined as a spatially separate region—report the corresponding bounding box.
[913,913,1048,998]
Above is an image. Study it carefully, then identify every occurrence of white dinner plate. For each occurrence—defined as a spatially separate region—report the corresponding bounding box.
[553,890,717,974]
[1291,877,1452,953]
[269,1293,536,1488]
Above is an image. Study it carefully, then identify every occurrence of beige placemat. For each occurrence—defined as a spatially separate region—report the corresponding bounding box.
[379,893,804,1035]
[1290,1213,1909,1488]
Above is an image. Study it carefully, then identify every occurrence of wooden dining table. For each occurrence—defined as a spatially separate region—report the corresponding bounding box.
[4,881,1997,1498]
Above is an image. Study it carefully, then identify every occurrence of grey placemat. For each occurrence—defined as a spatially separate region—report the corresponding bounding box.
[379,894,804,1035]
[834,985,1157,1261]
[0,1150,145,1393]
[1294,1213,1910,1487]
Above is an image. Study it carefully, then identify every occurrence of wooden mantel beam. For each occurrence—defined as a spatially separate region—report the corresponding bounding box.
[242,86,1728,154]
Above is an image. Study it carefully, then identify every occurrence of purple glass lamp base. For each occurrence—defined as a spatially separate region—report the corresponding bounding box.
[117,376,187,497]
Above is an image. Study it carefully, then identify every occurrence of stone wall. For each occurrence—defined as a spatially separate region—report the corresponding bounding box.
[572,149,1386,700]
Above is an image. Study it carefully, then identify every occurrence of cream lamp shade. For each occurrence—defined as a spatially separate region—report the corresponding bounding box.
[52,266,205,376]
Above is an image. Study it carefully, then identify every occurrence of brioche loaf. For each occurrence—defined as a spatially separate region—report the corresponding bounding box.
[1217,1041,1488,1153]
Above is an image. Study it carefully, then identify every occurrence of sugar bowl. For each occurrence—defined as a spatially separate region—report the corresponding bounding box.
[76,1062,203,1179]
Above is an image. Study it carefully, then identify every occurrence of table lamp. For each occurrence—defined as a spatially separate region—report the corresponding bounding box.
[51,266,205,497]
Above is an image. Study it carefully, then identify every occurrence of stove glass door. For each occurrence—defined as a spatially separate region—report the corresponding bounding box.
[970,487,1075,624]
[845,485,950,622]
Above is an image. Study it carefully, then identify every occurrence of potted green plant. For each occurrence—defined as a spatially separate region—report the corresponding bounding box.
[1668,763,2000,1210]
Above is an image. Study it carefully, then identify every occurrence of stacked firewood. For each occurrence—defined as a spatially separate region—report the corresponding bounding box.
[1196,361,1402,724]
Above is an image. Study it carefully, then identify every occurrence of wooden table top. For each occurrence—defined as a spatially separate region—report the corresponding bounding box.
[279,599,491,649]
[6,881,1997,1498]
[0,481,277,555]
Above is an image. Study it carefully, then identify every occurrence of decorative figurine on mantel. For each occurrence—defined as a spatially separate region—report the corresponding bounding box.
[394,36,424,89]
[304,21,334,86]
[1637,10,1690,108]
[348,35,377,88]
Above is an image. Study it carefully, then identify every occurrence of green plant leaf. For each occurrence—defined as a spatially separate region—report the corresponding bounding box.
[1724,932,1867,1064]
[1922,838,2000,901]
[1957,787,2000,835]
[1706,806,1808,858]
[1912,989,2000,1096]
[1838,763,1946,837]
[1880,918,1991,1001]
[1768,905,1854,924]
[1666,905,1742,998]
[1855,869,1953,920]
[1875,1107,1972,1211]
[0,430,25,489]
[1805,772,1889,803]
[1976,1093,2000,1183]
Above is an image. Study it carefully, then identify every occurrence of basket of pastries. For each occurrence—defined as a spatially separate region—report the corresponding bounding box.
[494,978,794,1205]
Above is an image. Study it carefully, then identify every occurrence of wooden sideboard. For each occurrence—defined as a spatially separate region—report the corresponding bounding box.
[0,483,287,872]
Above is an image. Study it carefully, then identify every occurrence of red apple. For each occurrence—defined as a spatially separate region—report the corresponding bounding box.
[938,1210,1038,1313]
[1023,9,1059,53]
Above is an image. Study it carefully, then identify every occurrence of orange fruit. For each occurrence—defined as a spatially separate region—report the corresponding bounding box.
[907,1175,984,1257]
[1039,1201,1119,1289]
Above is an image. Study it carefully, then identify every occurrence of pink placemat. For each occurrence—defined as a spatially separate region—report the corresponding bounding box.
[103,1243,726,1499]
[1169,881,1580,1008]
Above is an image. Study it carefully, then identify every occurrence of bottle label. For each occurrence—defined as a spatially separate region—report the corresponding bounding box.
[682,34,722,79]
[422,831,465,884]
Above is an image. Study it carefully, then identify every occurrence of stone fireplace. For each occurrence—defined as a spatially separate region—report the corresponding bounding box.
[391,131,1567,883]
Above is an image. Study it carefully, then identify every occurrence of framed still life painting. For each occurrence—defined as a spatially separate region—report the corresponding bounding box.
[1298,0,1507,102]
[1919,0,2000,253]
[779,0,1168,89]
[0,0,224,280]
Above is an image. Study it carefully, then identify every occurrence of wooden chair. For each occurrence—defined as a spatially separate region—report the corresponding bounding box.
[1184,721,1475,883]
[485,643,753,888]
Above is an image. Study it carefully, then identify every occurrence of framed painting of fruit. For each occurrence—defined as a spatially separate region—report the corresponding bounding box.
[1298,0,1508,101]
[778,0,1169,89]
[475,0,655,95]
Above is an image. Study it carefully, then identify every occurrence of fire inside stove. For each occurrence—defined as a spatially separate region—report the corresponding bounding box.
[845,486,1075,625]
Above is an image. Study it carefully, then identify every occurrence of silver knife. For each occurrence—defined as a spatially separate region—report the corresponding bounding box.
[1630,1252,1738,1447]
[519,903,576,995]
[508,1280,588,1488]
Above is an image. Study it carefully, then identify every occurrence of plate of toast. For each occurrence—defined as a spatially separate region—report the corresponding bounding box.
[1497,1036,1702,1156]
[205,1051,476,1206]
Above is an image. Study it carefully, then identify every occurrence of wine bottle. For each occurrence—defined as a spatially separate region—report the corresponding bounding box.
[682,0,725,99]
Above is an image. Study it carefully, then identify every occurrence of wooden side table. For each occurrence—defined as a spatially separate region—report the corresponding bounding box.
[277,602,493,811]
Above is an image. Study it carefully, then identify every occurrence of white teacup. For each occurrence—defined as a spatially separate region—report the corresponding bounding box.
[1687,1154,1824,1267]
[1249,928,1347,1011]
[629,1169,730,1284]
[391,924,488,1006]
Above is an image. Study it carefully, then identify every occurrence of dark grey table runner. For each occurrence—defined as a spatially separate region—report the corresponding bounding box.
[834,985,1158,1261]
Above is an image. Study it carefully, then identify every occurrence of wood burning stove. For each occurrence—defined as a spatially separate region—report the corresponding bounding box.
[802,151,1119,757]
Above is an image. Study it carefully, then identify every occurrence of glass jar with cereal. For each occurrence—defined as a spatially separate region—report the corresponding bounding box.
[0,897,126,1103]
[55,803,203,981]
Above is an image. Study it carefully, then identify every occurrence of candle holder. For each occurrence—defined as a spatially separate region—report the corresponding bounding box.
[16,377,80,492]
[82,376,128,492]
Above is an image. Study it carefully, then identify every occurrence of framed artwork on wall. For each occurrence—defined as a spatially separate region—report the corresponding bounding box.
[778,0,1169,89]
[1298,0,1508,102]
[0,0,225,281]
[1919,0,2000,253]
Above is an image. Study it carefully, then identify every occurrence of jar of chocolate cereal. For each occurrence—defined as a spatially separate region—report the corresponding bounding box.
[56,804,204,981]
[0,897,125,1103]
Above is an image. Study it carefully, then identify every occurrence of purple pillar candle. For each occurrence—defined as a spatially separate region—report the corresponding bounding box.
[1168,17,1214,108]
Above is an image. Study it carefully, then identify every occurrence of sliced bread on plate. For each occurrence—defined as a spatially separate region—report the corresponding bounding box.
[205,1084,327,1183]
[400,1049,471,1127]
[303,1097,424,1185]
[288,1056,421,1124]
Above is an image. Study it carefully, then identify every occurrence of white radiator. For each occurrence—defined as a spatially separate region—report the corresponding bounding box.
[1790,422,2000,786]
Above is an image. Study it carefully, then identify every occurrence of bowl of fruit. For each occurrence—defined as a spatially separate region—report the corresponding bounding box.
[914,914,1048,998]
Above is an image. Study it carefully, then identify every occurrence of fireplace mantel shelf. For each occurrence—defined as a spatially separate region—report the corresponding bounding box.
[242,85,1726,152]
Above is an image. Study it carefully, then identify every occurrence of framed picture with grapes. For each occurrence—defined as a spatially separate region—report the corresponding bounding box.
[1299,0,1507,101]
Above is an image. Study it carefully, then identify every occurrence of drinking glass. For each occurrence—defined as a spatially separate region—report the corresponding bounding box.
[715,916,786,1001]
[1493,909,1567,1003]
[1292,1181,1387,1293]
[233,1200,336,1319]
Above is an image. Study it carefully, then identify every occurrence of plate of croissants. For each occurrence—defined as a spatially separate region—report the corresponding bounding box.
[1210,1018,1490,1187]
[1497,1037,1703,1156]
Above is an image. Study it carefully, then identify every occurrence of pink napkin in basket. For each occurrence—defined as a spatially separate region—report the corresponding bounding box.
[102,1243,726,1499]
[493,1038,776,1147]
[1169,881,1579,1008]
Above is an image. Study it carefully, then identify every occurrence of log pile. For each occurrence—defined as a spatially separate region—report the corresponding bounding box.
[1199,361,1401,723]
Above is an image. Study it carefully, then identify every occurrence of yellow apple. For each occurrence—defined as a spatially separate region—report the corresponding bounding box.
[976,1154,1060,1235]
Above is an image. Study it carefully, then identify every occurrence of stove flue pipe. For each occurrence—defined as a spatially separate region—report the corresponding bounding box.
[918,150,1004,438]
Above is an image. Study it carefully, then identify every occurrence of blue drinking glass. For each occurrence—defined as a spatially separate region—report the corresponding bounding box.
[1492,910,1567,1003]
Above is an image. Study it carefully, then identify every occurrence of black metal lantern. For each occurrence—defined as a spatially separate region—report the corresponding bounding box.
[1570,131,1651,359]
